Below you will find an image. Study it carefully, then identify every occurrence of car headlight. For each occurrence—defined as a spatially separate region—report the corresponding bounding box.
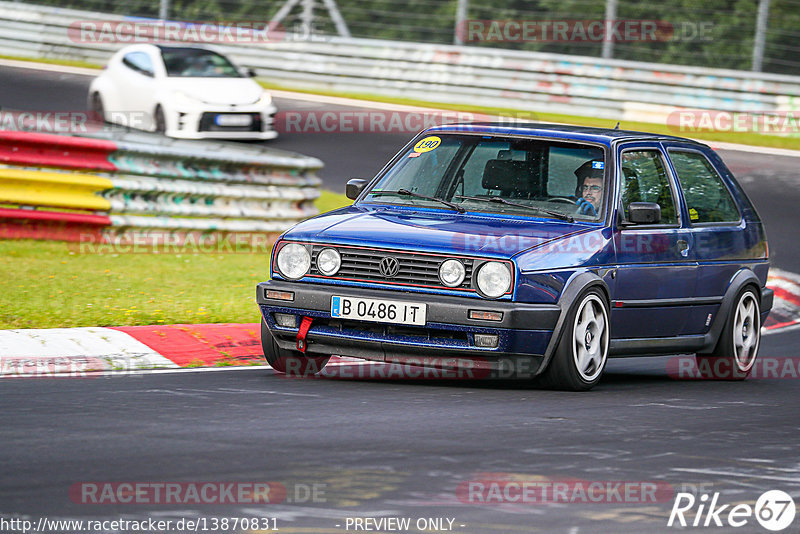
[276,243,311,280]
[316,247,341,276]
[255,92,272,106]
[439,259,465,287]
[476,262,512,298]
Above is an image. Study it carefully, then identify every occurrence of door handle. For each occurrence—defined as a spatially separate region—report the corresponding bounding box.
[677,239,690,257]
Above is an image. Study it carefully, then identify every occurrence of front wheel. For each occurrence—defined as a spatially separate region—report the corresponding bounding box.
[154,105,167,134]
[537,288,609,391]
[260,319,329,376]
[696,287,760,380]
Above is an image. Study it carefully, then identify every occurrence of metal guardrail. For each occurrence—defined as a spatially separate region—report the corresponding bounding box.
[2,1,800,126]
[0,129,322,242]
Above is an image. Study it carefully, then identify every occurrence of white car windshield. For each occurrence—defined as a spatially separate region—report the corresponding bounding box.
[362,133,608,221]
[160,47,242,78]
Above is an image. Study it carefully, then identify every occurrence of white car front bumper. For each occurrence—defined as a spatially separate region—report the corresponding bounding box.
[165,104,278,140]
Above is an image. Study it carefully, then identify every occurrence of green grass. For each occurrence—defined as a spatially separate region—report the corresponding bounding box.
[259,81,800,151]
[0,191,351,330]
[0,54,102,70]
[316,189,354,213]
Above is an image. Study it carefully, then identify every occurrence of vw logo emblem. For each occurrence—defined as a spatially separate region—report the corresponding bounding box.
[379,256,400,278]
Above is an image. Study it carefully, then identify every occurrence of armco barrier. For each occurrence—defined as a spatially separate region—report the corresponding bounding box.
[2,2,800,127]
[0,168,112,211]
[0,129,322,243]
[0,130,117,171]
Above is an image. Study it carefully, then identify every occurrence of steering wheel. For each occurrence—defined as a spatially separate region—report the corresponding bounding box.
[548,197,577,205]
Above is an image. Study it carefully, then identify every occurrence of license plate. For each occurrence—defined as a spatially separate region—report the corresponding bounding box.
[331,296,426,326]
[215,114,252,127]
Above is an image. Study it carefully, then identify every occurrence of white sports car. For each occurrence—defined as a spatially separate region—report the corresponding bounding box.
[89,44,278,140]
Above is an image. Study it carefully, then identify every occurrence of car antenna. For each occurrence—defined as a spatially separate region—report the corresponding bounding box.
[614,121,620,129]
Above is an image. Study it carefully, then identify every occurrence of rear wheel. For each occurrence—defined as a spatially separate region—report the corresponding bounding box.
[696,287,760,380]
[260,318,329,376]
[537,288,609,391]
[90,93,106,123]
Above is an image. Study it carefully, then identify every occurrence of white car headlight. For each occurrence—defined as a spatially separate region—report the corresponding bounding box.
[316,247,341,276]
[276,243,311,280]
[255,92,272,106]
[476,261,512,298]
[439,259,465,287]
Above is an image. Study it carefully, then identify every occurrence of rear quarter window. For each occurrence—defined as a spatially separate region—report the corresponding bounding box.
[669,150,740,224]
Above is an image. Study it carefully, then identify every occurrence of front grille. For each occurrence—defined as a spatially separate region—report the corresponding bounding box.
[198,112,262,132]
[302,317,469,343]
[309,245,474,290]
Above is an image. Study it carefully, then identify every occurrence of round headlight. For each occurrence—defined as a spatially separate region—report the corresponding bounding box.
[316,247,341,276]
[476,262,512,298]
[276,243,311,280]
[439,259,466,287]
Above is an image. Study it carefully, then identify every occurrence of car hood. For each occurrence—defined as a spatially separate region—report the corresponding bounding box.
[164,77,263,105]
[282,206,593,259]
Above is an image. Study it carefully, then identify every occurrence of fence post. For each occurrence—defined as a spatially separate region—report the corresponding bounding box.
[454,0,468,45]
[752,0,770,72]
[601,0,618,59]
[159,0,169,20]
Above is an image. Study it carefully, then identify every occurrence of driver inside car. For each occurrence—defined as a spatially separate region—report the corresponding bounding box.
[574,159,605,217]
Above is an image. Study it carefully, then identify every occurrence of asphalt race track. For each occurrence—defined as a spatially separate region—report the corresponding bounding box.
[1,64,800,533]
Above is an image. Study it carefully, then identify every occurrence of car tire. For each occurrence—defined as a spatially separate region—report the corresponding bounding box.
[154,105,166,134]
[537,288,609,391]
[260,318,329,376]
[696,286,760,380]
[90,93,106,123]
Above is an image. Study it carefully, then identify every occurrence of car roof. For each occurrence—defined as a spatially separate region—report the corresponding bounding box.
[426,122,707,148]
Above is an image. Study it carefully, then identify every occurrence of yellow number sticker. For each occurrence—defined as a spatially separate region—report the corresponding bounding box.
[413,136,441,153]
[689,208,699,221]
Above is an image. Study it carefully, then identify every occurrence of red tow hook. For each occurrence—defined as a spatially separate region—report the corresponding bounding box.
[296,316,314,352]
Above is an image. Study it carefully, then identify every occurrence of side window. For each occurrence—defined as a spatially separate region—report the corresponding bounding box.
[619,150,678,225]
[669,150,740,223]
[122,52,154,77]
[547,146,604,197]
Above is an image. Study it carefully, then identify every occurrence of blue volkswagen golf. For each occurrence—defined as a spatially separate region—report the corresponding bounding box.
[257,124,772,390]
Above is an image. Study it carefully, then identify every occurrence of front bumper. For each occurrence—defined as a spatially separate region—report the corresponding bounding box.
[257,280,560,375]
[166,105,278,140]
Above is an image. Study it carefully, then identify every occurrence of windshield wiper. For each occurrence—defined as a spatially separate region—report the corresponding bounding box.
[454,195,574,223]
[370,189,466,214]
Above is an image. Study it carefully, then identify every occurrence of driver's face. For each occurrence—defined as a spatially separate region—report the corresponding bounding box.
[581,177,603,209]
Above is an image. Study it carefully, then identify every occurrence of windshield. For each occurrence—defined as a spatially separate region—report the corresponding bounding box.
[160,47,242,78]
[362,134,607,221]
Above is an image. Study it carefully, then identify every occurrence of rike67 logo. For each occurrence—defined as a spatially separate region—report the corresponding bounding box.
[668,490,796,531]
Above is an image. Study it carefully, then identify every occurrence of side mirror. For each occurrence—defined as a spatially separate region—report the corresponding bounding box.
[247,68,257,78]
[346,178,369,200]
[627,202,661,224]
